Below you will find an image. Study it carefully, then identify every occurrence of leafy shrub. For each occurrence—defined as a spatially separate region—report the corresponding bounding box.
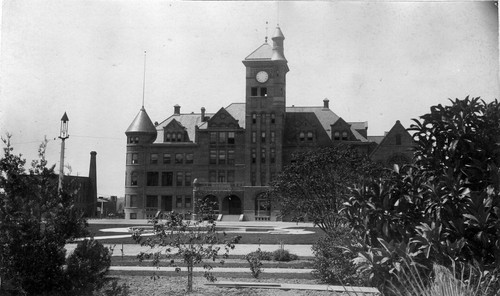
[246,249,273,261]
[66,239,112,295]
[272,248,298,262]
[245,249,264,278]
[312,227,366,286]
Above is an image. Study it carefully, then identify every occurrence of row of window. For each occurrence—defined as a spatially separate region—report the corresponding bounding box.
[164,132,186,142]
[252,131,276,143]
[251,148,276,164]
[209,150,236,165]
[129,171,192,187]
[128,153,194,165]
[333,131,349,141]
[250,87,267,97]
[208,170,235,183]
[251,113,276,124]
[127,194,191,209]
[299,132,315,142]
[128,136,140,144]
[209,132,235,145]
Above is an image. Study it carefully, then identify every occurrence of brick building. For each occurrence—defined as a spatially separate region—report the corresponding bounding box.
[124,26,413,221]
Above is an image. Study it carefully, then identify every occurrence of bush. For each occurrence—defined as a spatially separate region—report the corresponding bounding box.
[245,249,264,278]
[273,248,298,262]
[246,249,273,261]
[311,228,366,286]
[65,239,113,295]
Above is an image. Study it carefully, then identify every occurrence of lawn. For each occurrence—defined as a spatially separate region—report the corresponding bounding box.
[86,223,324,245]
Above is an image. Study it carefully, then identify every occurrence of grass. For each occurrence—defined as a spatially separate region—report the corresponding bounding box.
[86,223,323,245]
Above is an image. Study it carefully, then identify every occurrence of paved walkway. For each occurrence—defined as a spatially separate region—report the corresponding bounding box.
[65,243,315,257]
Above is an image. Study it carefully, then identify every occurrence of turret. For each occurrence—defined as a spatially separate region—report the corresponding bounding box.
[271,26,286,62]
[125,107,157,144]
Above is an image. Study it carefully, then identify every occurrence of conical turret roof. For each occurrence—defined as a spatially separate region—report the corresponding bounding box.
[126,107,157,135]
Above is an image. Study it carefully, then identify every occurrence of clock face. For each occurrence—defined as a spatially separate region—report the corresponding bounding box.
[256,71,269,83]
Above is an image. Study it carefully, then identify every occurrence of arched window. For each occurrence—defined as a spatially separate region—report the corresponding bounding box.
[333,131,340,141]
[252,113,257,124]
[177,133,183,142]
[342,131,348,141]
[165,133,171,142]
[299,132,305,142]
[270,113,276,124]
[307,132,314,141]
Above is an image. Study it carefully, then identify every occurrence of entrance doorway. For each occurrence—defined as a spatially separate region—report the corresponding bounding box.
[222,195,242,215]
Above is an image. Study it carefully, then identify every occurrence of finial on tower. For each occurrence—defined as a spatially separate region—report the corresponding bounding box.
[265,21,268,43]
[142,51,147,109]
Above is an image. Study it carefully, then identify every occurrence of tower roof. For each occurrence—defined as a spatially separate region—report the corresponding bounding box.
[126,107,157,134]
[244,43,273,61]
[272,26,285,40]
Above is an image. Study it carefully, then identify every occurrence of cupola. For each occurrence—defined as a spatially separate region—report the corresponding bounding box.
[125,107,157,144]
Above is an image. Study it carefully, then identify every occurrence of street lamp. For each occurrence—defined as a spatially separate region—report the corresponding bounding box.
[58,112,69,191]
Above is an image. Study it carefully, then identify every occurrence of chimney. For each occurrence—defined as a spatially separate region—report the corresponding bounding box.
[174,104,181,115]
[89,151,97,216]
[201,107,206,122]
[323,98,330,109]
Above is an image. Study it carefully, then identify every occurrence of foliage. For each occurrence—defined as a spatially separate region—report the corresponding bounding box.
[0,135,94,295]
[66,239,113,295]
[246,249,273,261]
[342,97,500,293]
[268,145,382,234]
[133,211,241,292]
[98,280,130,296]
[272,242,299,262]
[311,227,366,286]
[245,249,264,278]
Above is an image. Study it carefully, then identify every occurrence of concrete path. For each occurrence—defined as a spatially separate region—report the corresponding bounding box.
[109,266,313,274]
[65,243,315,257]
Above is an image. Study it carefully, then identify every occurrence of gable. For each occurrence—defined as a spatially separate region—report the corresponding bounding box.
[370,120,415,165]
[207,108,240,128]
[164,119,186,131]
[283,112,332,145]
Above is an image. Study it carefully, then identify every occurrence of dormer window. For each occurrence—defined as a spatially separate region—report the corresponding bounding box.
[307,132,314,141]
[333,131,340,141]
[299,132,305,142]
[342,131,348,141]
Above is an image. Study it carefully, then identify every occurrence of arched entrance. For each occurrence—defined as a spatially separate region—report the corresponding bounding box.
[222,195,241,215]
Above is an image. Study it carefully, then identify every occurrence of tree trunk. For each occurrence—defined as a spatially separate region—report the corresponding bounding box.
[187,263,193,292]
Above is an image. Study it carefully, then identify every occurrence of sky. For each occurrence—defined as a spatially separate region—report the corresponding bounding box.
[1,1,498,198]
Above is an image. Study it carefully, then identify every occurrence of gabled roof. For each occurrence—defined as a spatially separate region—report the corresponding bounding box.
[245,43,273,60]
[286,106,340,139]
[225,103,246,127]
[126,107,157,135]
[154,112,213,143]
[208,107,241,128]
[369,120,415,160]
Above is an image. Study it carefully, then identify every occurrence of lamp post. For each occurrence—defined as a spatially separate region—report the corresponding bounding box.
[58,112,69,191]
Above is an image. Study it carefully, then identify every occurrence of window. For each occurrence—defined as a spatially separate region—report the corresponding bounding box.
[227,150,235,165]
[130,213,137,219]
[271,113,276,124]
[395,134,402,145]
[307,132,314,141]
[342,131,348,141]
[256,195,271,216]
[218,150,226,165]
[251,87,258,97]
[209,132,217,144]
[271,131,275,143]
[227,132,235,144]
[129,195,137,207]
[260,170,266,185]
[176,172,183,186]
[218,171,225,183]
[218,132,226,144]
[261,131,266,143]
[252,113,257,124]
[177,133,183,142]
[209,150,217,164]
[162,172,173,186]
[146,195,157,208]
[227,170,235,183]
[251,172,256,186]
[131,172,138,186]
[251,149,256,164]
[261,148,266,163]
[185,172,191,186]
[252,132,256,143]
[185,197,192,208]
[150,153,158,164]
[334,131,340,141]
[131,153,138,164]
[260,87,267,97]
[163,153,171,164]
[175,153,183,164]
[176,196,183,208]
[129,137,139,144]
[270,148,276,164]
[147,172,159,186]
[185,153,193,164]
[261,113,266,125]
[209,170,216,182]
[161,195,172,211]
[299,132,305,142]
[165,133,171,142]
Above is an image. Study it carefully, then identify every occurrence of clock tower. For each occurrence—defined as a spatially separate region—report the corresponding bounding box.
[242,26,289,186]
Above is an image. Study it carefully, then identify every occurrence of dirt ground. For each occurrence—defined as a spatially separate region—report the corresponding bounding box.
[117,276,353,296]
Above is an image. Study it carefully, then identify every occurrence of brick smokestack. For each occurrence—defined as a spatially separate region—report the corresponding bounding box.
[89,151,97,215]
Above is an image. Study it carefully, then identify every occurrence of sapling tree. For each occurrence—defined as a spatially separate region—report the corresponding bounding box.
[133,210,241,292]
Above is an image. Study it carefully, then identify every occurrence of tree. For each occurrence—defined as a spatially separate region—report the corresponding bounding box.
[343,97,500,293]
[133,211,240,293]
[268,145,382,234]
[0,135,112,296]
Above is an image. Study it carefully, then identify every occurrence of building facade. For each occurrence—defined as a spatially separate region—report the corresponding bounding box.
[124,27,414,221]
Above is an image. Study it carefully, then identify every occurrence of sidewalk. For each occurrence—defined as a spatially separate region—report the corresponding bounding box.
[65,243,315,257]
[87,218,316,228]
